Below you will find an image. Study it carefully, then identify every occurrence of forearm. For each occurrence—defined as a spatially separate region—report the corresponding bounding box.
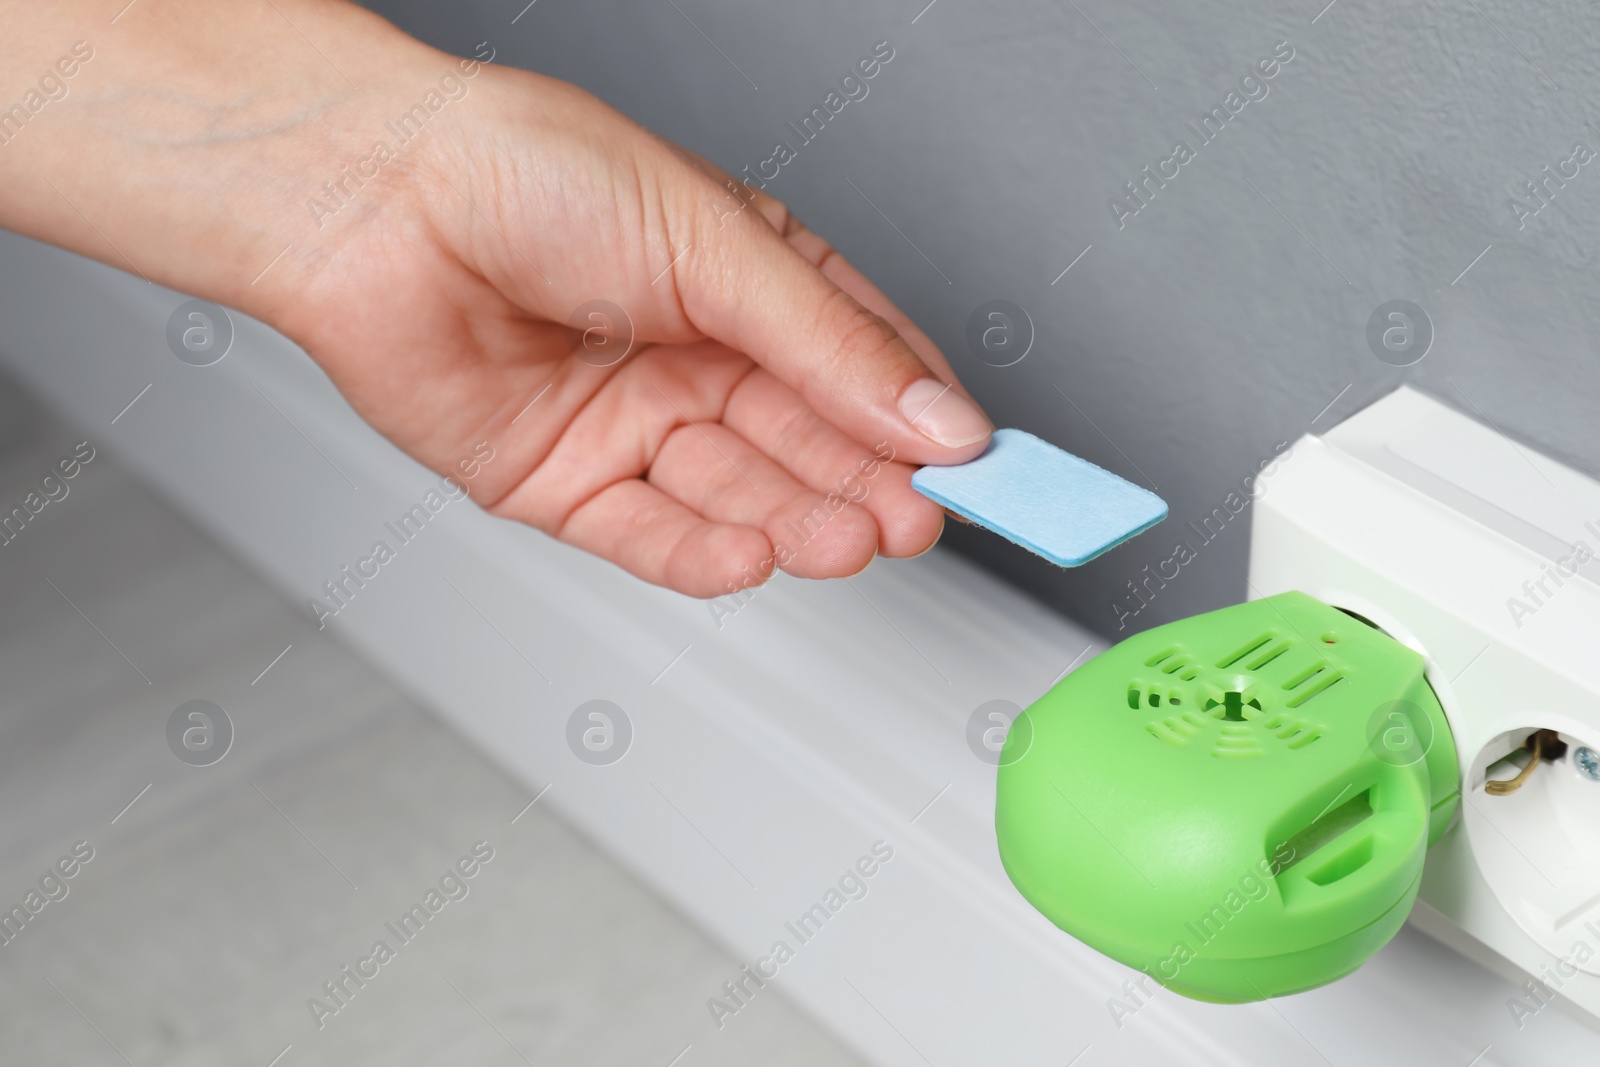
[0,0,440,323]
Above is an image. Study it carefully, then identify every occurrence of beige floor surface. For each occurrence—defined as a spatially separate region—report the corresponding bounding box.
[0,375,866,1066]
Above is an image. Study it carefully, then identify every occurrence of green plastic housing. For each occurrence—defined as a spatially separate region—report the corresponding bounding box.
[995,592,1458,1003]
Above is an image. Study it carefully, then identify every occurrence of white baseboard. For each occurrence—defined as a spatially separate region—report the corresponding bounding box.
[4,232,1595,1064]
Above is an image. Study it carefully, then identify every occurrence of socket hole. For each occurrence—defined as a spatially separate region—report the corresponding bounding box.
[1320,632,1338,644]
[1534,729,1568,762]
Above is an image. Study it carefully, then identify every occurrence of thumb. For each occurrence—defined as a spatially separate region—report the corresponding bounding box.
[674,184,993,467]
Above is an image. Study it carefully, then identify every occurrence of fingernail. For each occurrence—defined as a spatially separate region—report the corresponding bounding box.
[897,378,992,448]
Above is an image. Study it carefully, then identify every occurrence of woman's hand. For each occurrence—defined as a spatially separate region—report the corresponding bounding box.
[0,0,992,596]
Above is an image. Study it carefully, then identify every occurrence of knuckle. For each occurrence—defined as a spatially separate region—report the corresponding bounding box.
[816,289,903,370]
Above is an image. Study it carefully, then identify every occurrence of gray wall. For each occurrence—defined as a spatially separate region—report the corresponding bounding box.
[365,0,1600,637]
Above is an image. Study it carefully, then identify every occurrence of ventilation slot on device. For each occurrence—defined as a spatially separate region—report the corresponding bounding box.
[1216,633,1276,669]
[1244,641,1291,671]
[1144,712,1208,747]
[1131,682,1191,711]
[1213,723,1263,760]
[1282,662,1346,709]
[1260,713,1325,750]
[1306,837,1374,887]
[1273,788,1375,883]
[1145,646,1203,680]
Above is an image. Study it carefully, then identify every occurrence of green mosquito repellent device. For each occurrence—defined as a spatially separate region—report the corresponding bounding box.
[995,592,1459,1002]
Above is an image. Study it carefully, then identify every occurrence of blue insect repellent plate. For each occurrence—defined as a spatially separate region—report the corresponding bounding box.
[911,428,1166,567]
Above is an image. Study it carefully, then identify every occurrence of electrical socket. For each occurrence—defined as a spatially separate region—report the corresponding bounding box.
[1250,386,1600,1022]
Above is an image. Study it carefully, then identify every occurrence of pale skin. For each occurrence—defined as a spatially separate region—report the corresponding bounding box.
[0,0,993,597]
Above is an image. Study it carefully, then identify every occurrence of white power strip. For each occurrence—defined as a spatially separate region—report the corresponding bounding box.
[1253,386,1600,1024]
[3,233,1597,1062]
